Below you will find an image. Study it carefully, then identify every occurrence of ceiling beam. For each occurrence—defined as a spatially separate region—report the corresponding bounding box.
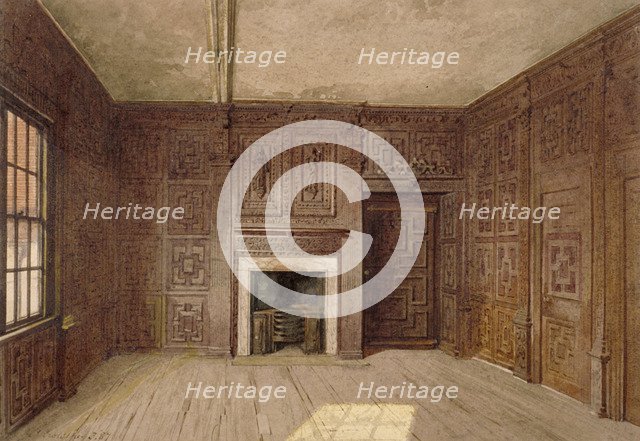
[205,0,236,103]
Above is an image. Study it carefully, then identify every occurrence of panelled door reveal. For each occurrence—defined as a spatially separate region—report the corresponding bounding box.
[363,193,437,354]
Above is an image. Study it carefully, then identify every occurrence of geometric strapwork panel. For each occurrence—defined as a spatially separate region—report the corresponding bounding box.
[167,184,211,235]
[477,127,494,184]
[476,187,494,237]
[9,336,34,425]
[494,306,515,367]
[412,132,457,176]
[538,98,564,163]
[546,233,581,300]
[474,243,494,298]
[566,82,594,156]
[497,180,518,236]
[440,193,457,240]
[496,242,518,305]
[545,318,578,383]
[167,239,211,290]
[168,295,206,344]
[496,117,517,180]
[478,304,493,358]
[362,131,408,178]
[169,131,211,180]
[7,325,56,427]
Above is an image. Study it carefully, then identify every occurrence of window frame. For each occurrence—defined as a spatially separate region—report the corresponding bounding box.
[0,90,55,335]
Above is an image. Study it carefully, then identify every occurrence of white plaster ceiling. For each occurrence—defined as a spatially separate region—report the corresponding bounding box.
[40,0,640,105]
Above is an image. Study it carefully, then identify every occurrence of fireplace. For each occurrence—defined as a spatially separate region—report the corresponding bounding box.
[251,271,325,355]
[236,256,339,356]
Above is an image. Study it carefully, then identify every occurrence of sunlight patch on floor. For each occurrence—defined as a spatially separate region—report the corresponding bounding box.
[287,403,415,440]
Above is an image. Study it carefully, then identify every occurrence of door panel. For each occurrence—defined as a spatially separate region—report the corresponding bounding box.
[363,193,436,353]
[625,177,640,425]
[540,183,591,402]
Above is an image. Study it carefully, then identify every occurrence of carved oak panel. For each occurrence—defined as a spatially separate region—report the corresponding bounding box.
[118,180,163,236]
[476,186,494,237]
[441,294,457,345]
[9,335,34,425]
[605,55,640,146]
[291,145,337,217]
[441,243,457,291]
[169,130,213,179]
[33,326,56,403]
[497,180,518,236]
[566,82,595,156]
[440,193,457,240]
[544,318,579,384]
[119,129,164,179]
[476,127,494,184]
[167,184,211,235]
[478,303,493,359]
[166,238,211,291]
[496,242,519,306]
[118,238,163,292]
[536,97,564,163]
[494,306,515,367]
[545,233,581,301]
[167,295,207,345]
[412,132,458,176]
[496,117,518,180]
[473,243,495,299]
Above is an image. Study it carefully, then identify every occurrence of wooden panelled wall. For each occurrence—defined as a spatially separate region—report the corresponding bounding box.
[111,104,465,359]
[465,8,640,419]
[1,0,640,433]
[0,0,117,433]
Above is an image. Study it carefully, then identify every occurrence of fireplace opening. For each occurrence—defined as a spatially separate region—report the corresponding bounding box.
[250,271,325,355]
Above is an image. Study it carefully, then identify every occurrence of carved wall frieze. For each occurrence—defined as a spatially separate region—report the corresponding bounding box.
[360,107,464,129]
[236,231,346,257]
[530,42,603,101]
[604,15,640,62]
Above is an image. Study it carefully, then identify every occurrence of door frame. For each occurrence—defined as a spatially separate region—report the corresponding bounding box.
[362,191,439,356]
[531,163,593,404]
[605,146,640,422]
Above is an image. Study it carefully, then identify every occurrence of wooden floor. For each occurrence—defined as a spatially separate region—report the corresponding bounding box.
[8,350,640,441]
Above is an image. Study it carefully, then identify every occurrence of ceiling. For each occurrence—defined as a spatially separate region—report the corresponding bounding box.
[40,0,639,105]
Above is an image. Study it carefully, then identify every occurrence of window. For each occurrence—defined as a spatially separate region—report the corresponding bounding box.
[1,100,49,333]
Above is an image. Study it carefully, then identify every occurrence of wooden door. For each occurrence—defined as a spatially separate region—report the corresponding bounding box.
[540,180,591,402]
[625,177,640,425]
[363,193,437,354]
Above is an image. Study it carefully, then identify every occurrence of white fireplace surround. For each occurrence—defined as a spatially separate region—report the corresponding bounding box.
[236,256,339,356]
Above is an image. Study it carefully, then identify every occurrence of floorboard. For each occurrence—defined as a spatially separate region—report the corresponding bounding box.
[7,350,640,441]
